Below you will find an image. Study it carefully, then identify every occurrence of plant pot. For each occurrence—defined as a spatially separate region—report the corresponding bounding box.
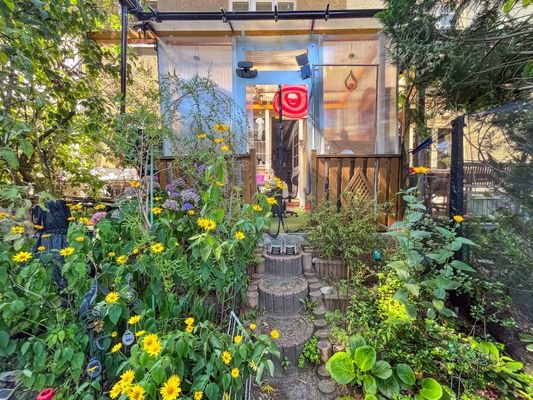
[314,257,347,280]
[301,251,314,273]
[323,292,350,312]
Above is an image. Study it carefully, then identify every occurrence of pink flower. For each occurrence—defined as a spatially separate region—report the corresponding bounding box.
[90,211,107,225]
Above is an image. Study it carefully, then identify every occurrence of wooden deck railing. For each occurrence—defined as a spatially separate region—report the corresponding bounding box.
[156,149,257,204]
[310,151,405,226]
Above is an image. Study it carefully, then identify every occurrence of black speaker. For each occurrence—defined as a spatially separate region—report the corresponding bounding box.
[236,61,258,79]
[299,64,312,80]
[296,53,309,66]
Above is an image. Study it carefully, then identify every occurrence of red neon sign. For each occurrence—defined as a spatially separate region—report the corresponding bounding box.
[272,85,308,119]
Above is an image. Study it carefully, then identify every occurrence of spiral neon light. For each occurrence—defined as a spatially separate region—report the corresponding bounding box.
[272,85,308,119]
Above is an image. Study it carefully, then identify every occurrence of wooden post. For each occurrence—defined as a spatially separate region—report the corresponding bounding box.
[310,150,317,202]
[249,148,257,198]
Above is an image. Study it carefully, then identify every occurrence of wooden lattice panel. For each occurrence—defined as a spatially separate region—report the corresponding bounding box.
[343,169,373,203]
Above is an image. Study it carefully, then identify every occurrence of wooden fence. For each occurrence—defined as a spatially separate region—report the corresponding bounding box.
[310,151,405,226]
[156,149,257,204]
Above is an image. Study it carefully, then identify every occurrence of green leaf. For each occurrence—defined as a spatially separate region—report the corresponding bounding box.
[420,378,443,400]
[396,363,415,386]
[377,375,400,398]
[363,374,377,394]
[372,360,392,379]
[326,352,356,384]
[364,395,378,400]
[408,212,424,223]
[347,334,366,356]
[3,0,15,12]
[450,260,475,272]
[108,305,122,325]
[205,382,219,400]
[0,148,19,169]
[354,346,376,372]
[503,0,517,12]
[0,331,9,349]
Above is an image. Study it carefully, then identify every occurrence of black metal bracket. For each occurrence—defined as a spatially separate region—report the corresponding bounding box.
[220,8,235,32]
[148,6,162,23]
[274,5,279,22]
[325,3,330,21]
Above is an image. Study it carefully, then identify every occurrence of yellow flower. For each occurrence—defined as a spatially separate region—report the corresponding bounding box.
[185,317,194,326]
[128,384,145,400]
[105,291,120,304]
[214,137,224,144]
[214,123,229,132]
[128,315,141,325]
[197,217,216,231]
[220,145,230,152]
[252,205,263,212]
[185,325,194,333]
[135,330,146,337]
[0,212,10,218]
[67,216,75,221]
[221,350,232,365]
[143,334,162,357]
[120,369,136,387]
[249,360,258,371]
[265,183,271,189]
[109,382,122,399]
[276,181,284,189]
[111,343,122,353]
[111,331,118,338]
[94,204,106,211]
[34,224,44,230]
[453,215,464,223]
[270,329,280,340]
[413,166,430,174]
[160,375,182,400]
[37,246,46,251]
[249,323,256,331]
[187,210,195,216]
[108,252,116,257]
[78,217,94,226]
[152,207,163,215]
[235,231,245,240]
[10,226,24,234]
[59,247,75,257]
[132,248,140,255]
[75,236,85,242]
[151,242,165,254]
[129,181,141,188]
[175,242,180,248]
[116,255,128,265]
[267,196,277,205]
[154,196,163,201]
[215,181,224,187]
[234,335,243,344]
[13,251,32,263]
[194,391,204,400]
[197,133,207,139]
[231,368,240,378]
[42,233,52,238]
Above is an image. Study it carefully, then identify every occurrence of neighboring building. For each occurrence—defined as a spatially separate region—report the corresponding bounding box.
[121,0,400,212]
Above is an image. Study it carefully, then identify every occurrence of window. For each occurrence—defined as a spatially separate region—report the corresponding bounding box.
[230,0,295,11]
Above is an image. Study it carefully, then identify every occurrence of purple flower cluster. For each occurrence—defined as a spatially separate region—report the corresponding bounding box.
[162,199,180,210]
[172,178,186,188]
[195,163,206,174]
[90,211,107,225]
[181,189,200,203]
[181,203,194,211]
[169,192,180,198]
[165,183,176,192]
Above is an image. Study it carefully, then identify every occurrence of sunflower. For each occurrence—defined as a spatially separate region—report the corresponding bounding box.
[128,315,141,325]
[159,375,182,400]
[13,251,32,263]
[78,217,94,226]
[135,330,146,337]
[194,391,204,400]
[37,246,45,251]
[105,292,120,304]
[152,207,163,215]
[185,317,194,326]
[187,210,195,216]
[231,368,240,378]
[111,331,118,338]
[270,329,280,340]
[111,343,122,353]
[42,233,52,238]
[214,123,229,132]
[249,323,256,331]
[267,196,277,205]
[197,218,217,232]
[129,181,141,188]
[75,236,85,242]
[128,384,145,400]
[151,243,165,254]
[132,248,140,255]
[109,382,122,399]
[220,145,230,152]
[215,181,224,187]
[145,340,162,357]
[0,212,10,218]
[120,369,136,386]
[67,216,75,221]
[234,231,245,240]
[143,333,158,348]
[116,255,128,265]
[108,251,116,257]
[94,204,106,211]
[213,137,224,144]
[234,335,243,344]
[197,133,207,139]
[252,205,263,212]
[185,325,194,333]
[34,225,44,230]
[412,166,430,174]
[10,226,24,234]
[59,247,75,257]
[221,350,232,365]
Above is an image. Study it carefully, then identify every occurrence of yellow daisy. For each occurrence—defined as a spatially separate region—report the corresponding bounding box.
[270,329,280,340]
[152,207,163,215]
[214,123,229,132]
[120,369,136,386]
[234,335,243,344]
[128,315,141,325]
[12,251,32,263]
[34,224,44,230]
[197,133,207,139]
[154,196,163,201]
[249,323,256,331]
[108,252,116,257]
[220,145,230,152]
[10,226,24,234]
[231,368,240,378]
[111,343,122,353]
[135,330,146,337]
[453,215,464,223]
[67,216,75,221]
[234,231,245,240]
[151,242,165,254]
[145,340,162,357]
[109,382,122,399]
[111,331,118,338]
[221,350,232,365]
[214,137,224,144]
[185,317,194,326]
[75,236,85,242]
[116,255,128,265]
[159,375,182,400]
[128,384,145,400]
[42,233,52,238]
[215,181,224,187]
[132,248,140,255]
[37,246,45,251]
[59,247,75,257]
[185,325,194,333]
[0,212,10,218]
[267,196,277,205]
[252,205,263,212]
[194,391,204,400]
[105,292,120,304]
[129,181,141,188]
[187,210,195,216]
[78,217,94,226]
[94,204,106,211]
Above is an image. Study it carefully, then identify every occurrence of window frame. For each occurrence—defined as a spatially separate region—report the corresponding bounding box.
[229,0,296,11]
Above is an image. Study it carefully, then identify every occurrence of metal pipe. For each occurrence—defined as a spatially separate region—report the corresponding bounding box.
[120,1,128,114]
[133,9,382,22]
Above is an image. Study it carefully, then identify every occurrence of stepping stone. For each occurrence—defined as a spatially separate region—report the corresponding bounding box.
[316,329,329,340]
[309,282,322,291]
[317,364,330,378]
[252,273,264,281]
[264,253,303,277]
[318,379,336,395]
[248,283,258,292]
[258,276,308,315]
[314,318,327,330]
[304,272,316,279]
[247,291,258,308]
[313,307,326,319]
[317,340,332,363]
